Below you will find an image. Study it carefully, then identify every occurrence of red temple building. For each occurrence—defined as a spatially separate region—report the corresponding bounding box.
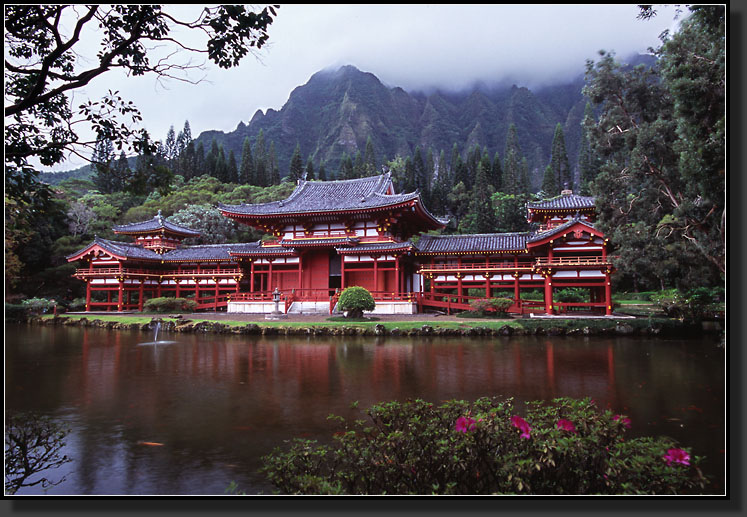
[67,175,614,315]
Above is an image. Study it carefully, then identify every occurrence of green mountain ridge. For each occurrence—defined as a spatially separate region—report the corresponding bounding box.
[42,57,655,189]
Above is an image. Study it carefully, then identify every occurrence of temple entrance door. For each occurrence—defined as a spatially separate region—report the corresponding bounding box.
[302,250,330,300]
[329,251,342,296]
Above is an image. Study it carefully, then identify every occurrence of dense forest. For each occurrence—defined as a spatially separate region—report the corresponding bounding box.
[6,5,724,308]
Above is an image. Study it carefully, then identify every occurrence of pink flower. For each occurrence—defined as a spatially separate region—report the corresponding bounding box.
[663,448,690,466]
[511,415,532,439]
[455,416,476,433]
[556,419,577,433]
[613,415,631,428]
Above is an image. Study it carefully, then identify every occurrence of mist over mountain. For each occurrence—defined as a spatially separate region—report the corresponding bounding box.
[42,55,655,189]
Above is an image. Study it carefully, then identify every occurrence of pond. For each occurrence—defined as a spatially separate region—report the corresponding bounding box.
[4,323,725,495]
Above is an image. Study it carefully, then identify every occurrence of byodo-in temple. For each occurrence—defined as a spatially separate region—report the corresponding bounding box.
[67,173,615,315]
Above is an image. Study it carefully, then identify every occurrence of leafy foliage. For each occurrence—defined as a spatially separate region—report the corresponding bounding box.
[143,297,198,313]
[260,397,707,495]
[337,287,376,318]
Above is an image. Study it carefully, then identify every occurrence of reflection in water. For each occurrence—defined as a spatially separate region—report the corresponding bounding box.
[4,324,724,495]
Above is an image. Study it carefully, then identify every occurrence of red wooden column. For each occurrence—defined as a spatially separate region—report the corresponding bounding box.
[85,280,91,312]
[138,281,144,312]
[485,274,492,298]
[175,279,181,298]
[297,254,303,290]
[117,278,124,312]
[605,271,612,315]
[341,255,346,289]
[457,272,463,302]
[250,260,255,293]
[544,272,553,315]
[513,272,520,306]
[395,255,400,296]
[214,278,219,311]
[373,255,379,294]
[268,259,274,291]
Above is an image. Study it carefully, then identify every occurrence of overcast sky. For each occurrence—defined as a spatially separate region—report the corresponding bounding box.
[50,3,683,171]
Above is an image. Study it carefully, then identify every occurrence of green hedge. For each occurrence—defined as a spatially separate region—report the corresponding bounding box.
[143,297,198,313]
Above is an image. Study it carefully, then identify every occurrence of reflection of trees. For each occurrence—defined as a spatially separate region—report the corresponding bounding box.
[5,412,72,494]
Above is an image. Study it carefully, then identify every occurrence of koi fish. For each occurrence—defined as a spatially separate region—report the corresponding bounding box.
[137,441,164,446]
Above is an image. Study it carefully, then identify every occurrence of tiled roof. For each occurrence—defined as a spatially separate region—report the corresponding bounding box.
[113,211,201,237]
[415,233,530,254]
[66,237,163,261]
[336,241,414,254]
[280,237,359,248]
[219,174,420,216]
[160,243,260,262]
[527,217,596,243]
[527,194,595,211]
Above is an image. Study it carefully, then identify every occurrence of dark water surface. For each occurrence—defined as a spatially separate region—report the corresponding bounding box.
[5,323,725,495]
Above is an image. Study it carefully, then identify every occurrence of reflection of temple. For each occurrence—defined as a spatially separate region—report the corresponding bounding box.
[67,174,614,314]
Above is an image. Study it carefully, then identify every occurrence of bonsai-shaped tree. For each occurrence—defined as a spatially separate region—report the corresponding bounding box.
[337,286,376,319]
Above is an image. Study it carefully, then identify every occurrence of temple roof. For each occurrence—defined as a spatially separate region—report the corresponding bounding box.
[218,174,422,216]
[279,237,360,248]
[66,237,163,261]
[527,217,597,244]
[415,233,530,254]
[67,238,267,262]
[336,241,415,254]
[112,211,201,237]
[526,193,595,211]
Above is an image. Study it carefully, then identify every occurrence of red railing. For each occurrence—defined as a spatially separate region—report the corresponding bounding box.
[533,256,612,267]
[418,261,534,273]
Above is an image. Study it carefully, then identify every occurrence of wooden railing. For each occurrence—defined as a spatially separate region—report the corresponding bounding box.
[418,261,535,273]
[533,256,611,267]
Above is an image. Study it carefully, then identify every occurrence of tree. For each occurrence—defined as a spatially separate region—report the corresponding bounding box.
[168,205,238,244]
[584,6,724,282]
[227,150,239,184]
[503,124,523,195]
[340,152,354,180]
[541,165,559,197]
[577,102,600,196]
[5,412,72,494]
[289,143,304,182]
[164,126,178,167]
[364,136,377,174]
[5,5,278,208]
[446,181,471,230]
[549,123,573,191]
[305,158,315,180]
[239,137,255,185]
[268,141,280,185]
[91,135,115,194]
[318,161,327,181]
[254,130,267,186]
[461,160,496,234]
[490,151,503,191]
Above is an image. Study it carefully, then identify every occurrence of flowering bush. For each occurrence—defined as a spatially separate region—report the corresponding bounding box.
[21,297,57,315]
[468,297,514,316]
[143,297,197,313]
[260,397,707,495]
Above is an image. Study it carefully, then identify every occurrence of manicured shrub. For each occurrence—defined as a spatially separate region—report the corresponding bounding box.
[469,297,513,316]
[143,297,197,313]
[20,297,57,315]
[337,286,375,318]
[260,397,707,495]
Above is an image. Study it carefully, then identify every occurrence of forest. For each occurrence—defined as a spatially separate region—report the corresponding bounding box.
[5,5,724,310]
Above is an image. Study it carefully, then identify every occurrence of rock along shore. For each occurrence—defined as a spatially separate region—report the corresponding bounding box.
[24,314,712,339]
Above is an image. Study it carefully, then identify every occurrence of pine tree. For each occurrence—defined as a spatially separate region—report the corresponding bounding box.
[268,140,279,185]
[164,125,177,167]
[364,136,377,174]
[353,151,365,178]
[340,152,353,179]
[519,158,531,194]
[239,137,255,184]
[214,146,228,182]
[413,146,429,199]
[317,161,327,181]
[194,142,206,178]
[92,134,115,194]
[205,139,219,178]
[112,151,131,192]
[491,151,502,191]
[289,143,304,182]
[254,129,267,186]
[227,150,238,184]
[541,164,558,197]
[549,123,572,191]
[305,158,314,180]
[578,102,599,195]
[461,159,496,234]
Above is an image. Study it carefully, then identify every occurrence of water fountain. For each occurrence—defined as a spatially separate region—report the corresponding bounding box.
[136,320,177,346]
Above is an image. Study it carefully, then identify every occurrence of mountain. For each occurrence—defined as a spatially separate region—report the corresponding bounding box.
[43,56,654,189]
[193,65,589,189]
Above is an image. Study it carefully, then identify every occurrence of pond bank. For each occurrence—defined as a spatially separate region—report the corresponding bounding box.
[26,312,721,339]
